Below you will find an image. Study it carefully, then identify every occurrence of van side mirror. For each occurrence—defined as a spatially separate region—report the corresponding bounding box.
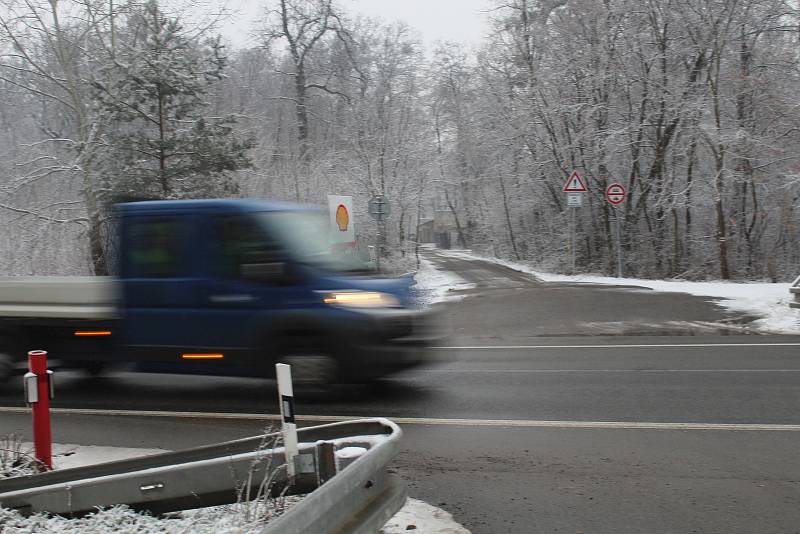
[241,261,288,284]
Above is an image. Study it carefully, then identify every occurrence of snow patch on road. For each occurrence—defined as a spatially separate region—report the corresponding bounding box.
[437,249,800,335]
[413,257,476,306]
[381,498,471,533]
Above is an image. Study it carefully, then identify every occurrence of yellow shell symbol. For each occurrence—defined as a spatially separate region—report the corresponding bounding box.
[335,204,349,231]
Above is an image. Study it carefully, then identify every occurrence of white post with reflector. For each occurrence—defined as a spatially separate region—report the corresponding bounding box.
[276,363,299,478]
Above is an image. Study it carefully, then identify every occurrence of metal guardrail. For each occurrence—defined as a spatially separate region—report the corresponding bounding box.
[262,419,406,534]
[790,275,800,309]
[0,418,406,533]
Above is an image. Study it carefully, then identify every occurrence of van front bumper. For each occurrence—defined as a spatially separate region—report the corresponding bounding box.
[336,308,443,379]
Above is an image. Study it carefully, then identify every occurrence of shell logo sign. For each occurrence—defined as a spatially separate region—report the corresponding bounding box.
[335,204,349,231]
[328,195,355,248]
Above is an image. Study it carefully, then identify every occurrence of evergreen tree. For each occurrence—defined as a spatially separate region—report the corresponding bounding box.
[93,0,252,200]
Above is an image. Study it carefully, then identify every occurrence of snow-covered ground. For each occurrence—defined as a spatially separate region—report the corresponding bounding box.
[1,442,470,534]
[0,501,297,534]
[435,249,800,335]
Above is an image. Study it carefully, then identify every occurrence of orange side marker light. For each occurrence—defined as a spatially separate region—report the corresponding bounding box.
[74,331,112,337]
[181,354,225,360]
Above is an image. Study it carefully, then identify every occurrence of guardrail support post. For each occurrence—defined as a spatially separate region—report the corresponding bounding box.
[24,350,53,471]
[276,363,298,480]
[317,441,337,485]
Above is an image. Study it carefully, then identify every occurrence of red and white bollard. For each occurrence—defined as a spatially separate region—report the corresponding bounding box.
[23,350,54,471]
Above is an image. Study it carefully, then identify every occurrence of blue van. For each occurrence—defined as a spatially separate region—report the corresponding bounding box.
[0,199,435,385]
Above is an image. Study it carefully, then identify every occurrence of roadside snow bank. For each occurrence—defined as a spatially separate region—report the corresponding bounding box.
[438,249,800,335]
[2,442,471,534]
[0,502,298,534]
[2,443,296,533]
[0,437,38,479]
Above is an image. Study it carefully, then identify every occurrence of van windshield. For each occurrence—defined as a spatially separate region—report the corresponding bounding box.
[257,210,369,273]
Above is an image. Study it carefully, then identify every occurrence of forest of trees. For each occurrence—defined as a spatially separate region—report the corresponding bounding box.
[1,0,799,281]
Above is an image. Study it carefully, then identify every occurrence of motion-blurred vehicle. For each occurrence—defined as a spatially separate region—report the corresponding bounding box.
[0,199,435,385]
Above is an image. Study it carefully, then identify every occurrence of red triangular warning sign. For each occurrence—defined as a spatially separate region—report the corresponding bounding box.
[563,170,588,192]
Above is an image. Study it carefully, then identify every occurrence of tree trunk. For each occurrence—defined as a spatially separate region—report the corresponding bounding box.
[445,190,468,249]
[157,89,169,197]
[714,162,731,280]
[498,173,521,260]
[684,135,696,267]
[294,67,310,165]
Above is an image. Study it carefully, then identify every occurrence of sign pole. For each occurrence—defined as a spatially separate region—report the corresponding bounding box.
[605,183,627,278]
[571,207,576,274]
[562,170,588,275]
[615,207,623,278]
[375,220,381,272]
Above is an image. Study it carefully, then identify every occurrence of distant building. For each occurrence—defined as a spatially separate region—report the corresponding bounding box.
[416,210,461,249]
[417,218,434,244]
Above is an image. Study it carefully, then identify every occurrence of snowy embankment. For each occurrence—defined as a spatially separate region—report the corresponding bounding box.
[436,249,800,335]
[0,443,470,534]
[0,442,297,534]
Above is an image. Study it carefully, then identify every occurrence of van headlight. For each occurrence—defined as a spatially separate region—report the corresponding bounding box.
[320,290,401,309]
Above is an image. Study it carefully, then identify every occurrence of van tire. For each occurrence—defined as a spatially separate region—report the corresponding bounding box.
[275,351,339,387]
[0,353,12,384]
[83,361,106,377]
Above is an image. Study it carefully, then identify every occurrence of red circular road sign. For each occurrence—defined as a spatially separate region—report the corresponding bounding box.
[606,183,626,205]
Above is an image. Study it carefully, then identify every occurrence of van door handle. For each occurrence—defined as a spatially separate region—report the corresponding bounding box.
[209,294,255,303]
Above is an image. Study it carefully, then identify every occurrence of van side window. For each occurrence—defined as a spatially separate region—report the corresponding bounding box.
[127,218,183,278]
[211,215,278,279]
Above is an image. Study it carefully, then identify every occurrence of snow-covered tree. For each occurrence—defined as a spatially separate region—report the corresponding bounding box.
[93,0,252,200]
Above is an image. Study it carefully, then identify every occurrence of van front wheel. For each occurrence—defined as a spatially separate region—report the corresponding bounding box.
[276,353,339,388]
[82,361,106,377]
[0,353,13,384]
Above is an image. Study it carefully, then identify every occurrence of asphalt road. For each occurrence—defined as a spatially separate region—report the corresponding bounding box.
[2,251,800,533]
[427,252,759,339]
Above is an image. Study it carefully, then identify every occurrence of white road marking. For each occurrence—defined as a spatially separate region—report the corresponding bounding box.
[1,406,800,432]
[435,343,800,350]
[425,368,800,373]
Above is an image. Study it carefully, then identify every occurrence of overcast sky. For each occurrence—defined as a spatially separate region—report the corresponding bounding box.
[216,0,492,50]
